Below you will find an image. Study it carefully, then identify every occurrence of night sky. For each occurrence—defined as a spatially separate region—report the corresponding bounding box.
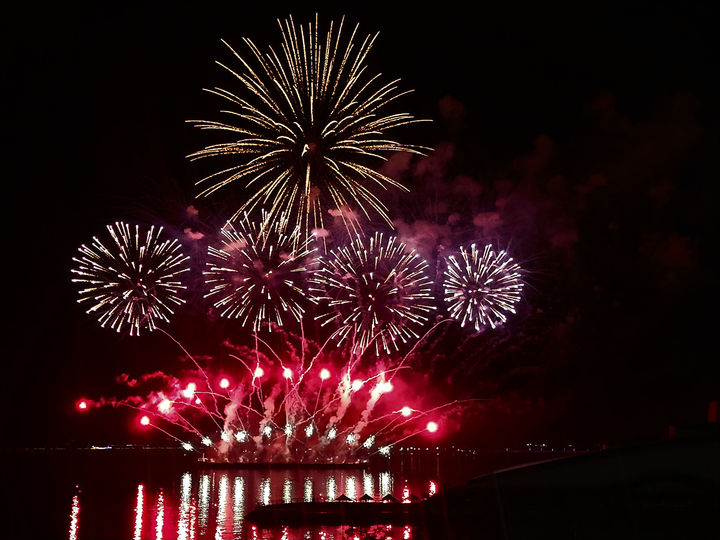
[4,2,718,449]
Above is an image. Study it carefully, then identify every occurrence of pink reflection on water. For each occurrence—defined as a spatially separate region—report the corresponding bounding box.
[133,484,144,540]
[155,490,165,540]
[68,493,80,540]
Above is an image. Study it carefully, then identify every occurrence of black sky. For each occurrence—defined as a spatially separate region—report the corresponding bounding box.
[3,2,718,448]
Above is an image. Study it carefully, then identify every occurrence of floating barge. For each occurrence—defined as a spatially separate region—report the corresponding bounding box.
[245,501,425,527]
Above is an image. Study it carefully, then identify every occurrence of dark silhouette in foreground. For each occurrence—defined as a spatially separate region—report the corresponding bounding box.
[247,426,719,539]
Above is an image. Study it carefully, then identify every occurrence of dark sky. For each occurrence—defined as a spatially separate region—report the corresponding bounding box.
[3,2,718,448]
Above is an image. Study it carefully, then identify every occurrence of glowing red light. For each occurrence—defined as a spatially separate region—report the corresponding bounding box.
[400,406,412,417]
[158,399,172,413]
[254,366,264,378]
[139,415,150,426]
[426,421,438,433]
[76,399,88,412]
[219,377,230,389]
[182,382,196,399]
[319,368,331,380]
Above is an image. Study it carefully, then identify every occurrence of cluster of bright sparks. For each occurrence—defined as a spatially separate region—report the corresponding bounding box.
[444,244,524,330]
[78,348,450,462]
[311,232,435,355]
[71,222,190,336]
[188,15,428,240]
[204,212,316,330]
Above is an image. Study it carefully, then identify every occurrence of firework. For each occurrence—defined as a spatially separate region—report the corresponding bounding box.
[71,222,190,336]
[188,15,428,241]
[311,232,435,355]
[78,329,463,463]
[443,244,523,330]
[204,212,316,331]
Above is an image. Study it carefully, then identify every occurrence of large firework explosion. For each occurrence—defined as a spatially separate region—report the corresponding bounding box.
[70,14,526,462]
[443,243,524,331]
[204,211,316,331]
[311,232,436,356]
[71,222,190,336]
[188,15,428,241]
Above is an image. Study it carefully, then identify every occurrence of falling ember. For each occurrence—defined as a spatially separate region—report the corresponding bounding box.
[282,368,293,379]
[254,366,264,379]
[139,416,150,426]
[188,15,428,242]
[311,233,435,355]
[319,368,331,381]
[76,399,88,412]
[443,243,524,330]
[219,377,230,389]
[304,424,314,438]
[201,437,212,447]
[235,430,248,443]
[426,421,438,433]
[401,406,412,417]
[181,442,193,452]
[428,481,437,496]
[379,445,392,457]
[71,222,190,336]
[351,379,364,392]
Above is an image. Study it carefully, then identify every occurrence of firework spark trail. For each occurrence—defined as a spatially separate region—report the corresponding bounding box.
[157,328,225,421]
[188,15,429,243]
[444,244,524,330]
[311,232,435,355]
[71,222,190,336]
[204,212,316,331]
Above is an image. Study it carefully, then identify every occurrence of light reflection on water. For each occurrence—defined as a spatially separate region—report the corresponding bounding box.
[68,494,80,540]
[67,467,434,539]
